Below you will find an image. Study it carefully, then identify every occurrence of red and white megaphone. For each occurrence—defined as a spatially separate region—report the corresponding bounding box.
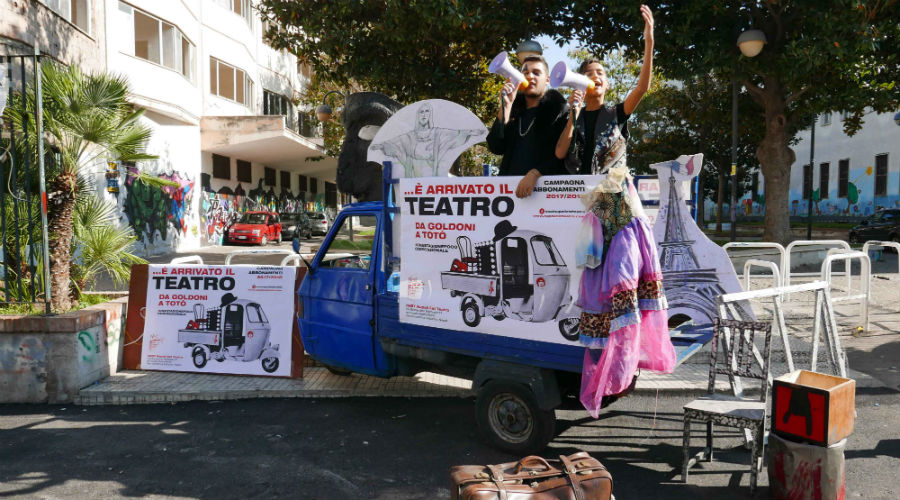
[489,51,529,92]
[550,61,596,93]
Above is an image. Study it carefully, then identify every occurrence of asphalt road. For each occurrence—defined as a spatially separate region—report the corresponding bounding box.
[2,387,897,500]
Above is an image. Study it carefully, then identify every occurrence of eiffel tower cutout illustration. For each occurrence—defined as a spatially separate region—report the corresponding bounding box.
[659,168,753,323]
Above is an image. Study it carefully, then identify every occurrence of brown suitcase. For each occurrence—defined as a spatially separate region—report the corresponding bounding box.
[450,452,613,500]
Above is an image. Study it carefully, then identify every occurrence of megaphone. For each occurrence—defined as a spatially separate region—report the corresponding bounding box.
[550,61,596,92]
[489,51,528,92]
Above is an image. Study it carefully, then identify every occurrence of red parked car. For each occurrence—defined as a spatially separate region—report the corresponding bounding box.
[226,211,283,245]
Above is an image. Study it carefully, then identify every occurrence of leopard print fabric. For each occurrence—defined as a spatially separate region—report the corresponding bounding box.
[637,279,664,300]
[580,311,613,338]
[581,288,639,339]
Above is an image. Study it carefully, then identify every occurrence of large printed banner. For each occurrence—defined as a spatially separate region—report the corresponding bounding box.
[141,265,295,377]
[399,176,594,345]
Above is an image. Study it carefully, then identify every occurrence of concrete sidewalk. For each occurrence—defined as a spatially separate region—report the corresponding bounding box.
[79,258,899,406]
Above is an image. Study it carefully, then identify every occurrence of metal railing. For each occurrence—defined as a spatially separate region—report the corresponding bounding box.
[863,241,900,311]
[783,240,851,287]
[224,249,295,265]
[821,251,871,334]
[723,242,785,283]
[170,255,204,265]
[1,51,51,312]
[742,259,781,292]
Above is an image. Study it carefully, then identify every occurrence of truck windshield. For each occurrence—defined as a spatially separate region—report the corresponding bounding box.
[247,304,267,323]
[530,236,565,266]
[320,214,377,269]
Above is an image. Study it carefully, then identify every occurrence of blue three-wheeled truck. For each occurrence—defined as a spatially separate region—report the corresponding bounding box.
[297,166,707,453]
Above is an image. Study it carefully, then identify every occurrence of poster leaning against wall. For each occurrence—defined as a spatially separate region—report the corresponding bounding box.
[141,264,295,377]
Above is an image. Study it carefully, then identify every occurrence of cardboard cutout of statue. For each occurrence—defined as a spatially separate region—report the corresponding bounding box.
[367,99,487,178]
[651,154,754,324]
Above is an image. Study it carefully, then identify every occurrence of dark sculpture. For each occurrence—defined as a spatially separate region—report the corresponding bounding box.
[336,92,403,202]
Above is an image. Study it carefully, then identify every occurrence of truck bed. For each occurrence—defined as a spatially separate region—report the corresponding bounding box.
[439,272,499,296]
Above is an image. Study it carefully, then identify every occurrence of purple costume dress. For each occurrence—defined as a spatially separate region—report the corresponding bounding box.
[575,181,675,417]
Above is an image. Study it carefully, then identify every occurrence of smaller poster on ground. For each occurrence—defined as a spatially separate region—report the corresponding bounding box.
[141,264,295,377]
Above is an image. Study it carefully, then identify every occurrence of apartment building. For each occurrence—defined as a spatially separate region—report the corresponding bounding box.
[3,0,338,255]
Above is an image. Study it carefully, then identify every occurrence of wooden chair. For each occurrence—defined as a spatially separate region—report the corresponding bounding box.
[682,317,773,493]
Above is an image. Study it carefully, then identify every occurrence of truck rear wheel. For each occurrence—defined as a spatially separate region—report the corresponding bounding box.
[191,346,208,369]
[475,381,556,454]
[261,357,279,373]
[462,301,481,327]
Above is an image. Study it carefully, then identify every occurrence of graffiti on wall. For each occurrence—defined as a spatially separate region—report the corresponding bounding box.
[122,166,195,248]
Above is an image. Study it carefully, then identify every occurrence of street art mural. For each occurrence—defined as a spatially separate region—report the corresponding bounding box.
[122,165,194,253]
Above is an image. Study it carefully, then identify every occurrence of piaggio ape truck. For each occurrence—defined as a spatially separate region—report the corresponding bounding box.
[178,295,281,373]
[296,165,708,453]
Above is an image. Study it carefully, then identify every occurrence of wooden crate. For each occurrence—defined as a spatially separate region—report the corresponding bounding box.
[771,370,855,447]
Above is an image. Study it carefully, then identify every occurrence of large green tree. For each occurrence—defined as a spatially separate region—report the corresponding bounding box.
[565,0,899,243]
[262,1,899,243]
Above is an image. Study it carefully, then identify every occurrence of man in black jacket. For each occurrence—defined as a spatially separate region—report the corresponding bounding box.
[486,55,569,198]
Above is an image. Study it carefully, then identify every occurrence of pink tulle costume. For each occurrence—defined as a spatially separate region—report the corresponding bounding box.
[575,180,676,417]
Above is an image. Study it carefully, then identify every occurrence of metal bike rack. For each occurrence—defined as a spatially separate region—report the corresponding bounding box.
[821,251,871,334]
[783,240,852,287]
[224,249,295,265]
[723,242,785,280]
[863,240,900,309]
[743,259,781,292]
[170,255,204,265]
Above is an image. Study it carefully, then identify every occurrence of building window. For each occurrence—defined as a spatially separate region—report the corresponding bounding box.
[40,0,91,34]
[297,175,308,192]
[838,159,849,198]
[875,154,888,196]
[821,113,831,126]
[298,112,317,138]
[213,0,251,27]
[120,3,195,82]
[263,90,294,128]
[280,171,290,190]
[818,163,829,199]
[212,154,231,180]
[309,178,318,194]
[210,58,253,107]
[802,164,812,200]
[325,182,338,207]
[236,160,251,183]
[264,167,276,187]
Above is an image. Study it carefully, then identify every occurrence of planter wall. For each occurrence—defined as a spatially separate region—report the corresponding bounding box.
[0,297,127,403]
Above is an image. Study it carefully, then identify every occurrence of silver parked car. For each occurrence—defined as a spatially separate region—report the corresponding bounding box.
[307,211,329,236]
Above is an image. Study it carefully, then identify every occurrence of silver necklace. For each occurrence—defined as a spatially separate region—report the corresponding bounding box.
[518,115,536,137]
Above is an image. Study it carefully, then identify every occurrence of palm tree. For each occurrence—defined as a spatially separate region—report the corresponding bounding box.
[5,62,157,311]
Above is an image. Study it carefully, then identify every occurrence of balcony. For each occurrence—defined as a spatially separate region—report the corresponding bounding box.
[200,115,335,179]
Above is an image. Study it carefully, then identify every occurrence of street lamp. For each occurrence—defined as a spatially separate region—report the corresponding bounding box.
[730,28,767,242]
[515,40,543,65]
[315,90,347,122]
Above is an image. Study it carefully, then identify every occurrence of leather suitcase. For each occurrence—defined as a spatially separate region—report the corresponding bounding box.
[450,452,612,500]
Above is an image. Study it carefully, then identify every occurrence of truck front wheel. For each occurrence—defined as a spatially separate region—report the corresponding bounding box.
[462,300,481,327]
[558,318,580,341]
[475,381,556,454]
[261,357,279,373]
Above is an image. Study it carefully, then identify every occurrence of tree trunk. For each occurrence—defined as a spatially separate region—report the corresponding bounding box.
[716,169,724,234]
[755,80,796,245]
[47,172,77,312]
